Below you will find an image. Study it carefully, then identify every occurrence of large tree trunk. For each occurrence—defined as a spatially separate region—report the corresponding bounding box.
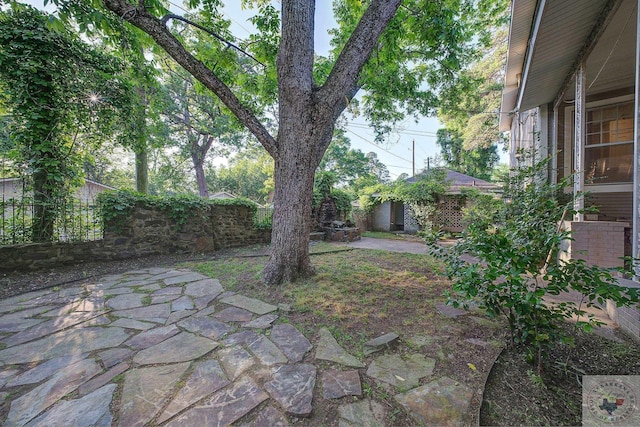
[262,130,324,284]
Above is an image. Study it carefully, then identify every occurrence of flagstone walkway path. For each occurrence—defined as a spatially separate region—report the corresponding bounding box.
[0,268,487,426]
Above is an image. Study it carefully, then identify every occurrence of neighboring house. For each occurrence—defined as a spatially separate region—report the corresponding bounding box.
[0,177,115,203]
[209,191,237,200]
[501,0,640,340]
[371,169,498,233]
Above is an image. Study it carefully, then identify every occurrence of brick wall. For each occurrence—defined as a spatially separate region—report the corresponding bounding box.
[559,221,639,342]
[606,278,640,343]
[0,203,270,272]
[559,221,628,268]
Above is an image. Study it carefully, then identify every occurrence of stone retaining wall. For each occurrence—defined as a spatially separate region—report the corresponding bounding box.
[0,203,270,271]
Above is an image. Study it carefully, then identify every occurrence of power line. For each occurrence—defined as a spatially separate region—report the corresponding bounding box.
[344,128,413,164]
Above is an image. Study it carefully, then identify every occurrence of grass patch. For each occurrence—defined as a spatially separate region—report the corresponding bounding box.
[361,231,412,240]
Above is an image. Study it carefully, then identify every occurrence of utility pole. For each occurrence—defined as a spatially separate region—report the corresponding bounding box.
[412,139,415,177]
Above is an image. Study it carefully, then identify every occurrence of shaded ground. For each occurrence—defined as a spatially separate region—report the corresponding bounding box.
[1,238,639,426]
[0,242,504,426]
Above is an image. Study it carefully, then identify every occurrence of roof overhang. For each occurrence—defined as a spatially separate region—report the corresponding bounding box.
[500,0,632,131]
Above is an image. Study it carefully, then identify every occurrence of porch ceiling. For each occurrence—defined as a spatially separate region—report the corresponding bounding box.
[501,0,637,130]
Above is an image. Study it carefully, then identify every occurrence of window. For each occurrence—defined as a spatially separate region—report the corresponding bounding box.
[583,101,634,184]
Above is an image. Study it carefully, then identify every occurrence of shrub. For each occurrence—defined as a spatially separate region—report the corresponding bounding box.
[431,158,639,372]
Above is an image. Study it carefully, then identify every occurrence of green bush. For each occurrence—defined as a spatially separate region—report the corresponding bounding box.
[97,190,258,232]
[431,158,639,372]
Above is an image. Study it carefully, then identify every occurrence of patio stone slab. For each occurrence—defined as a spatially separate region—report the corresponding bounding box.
[265,364,316,416]
[338,398,386,427]
[242,313,279,329]
[171,295,194,311]
[394,376,473,426]
[0,318,46,334]
[363,332,399,355]
[178,316,234,340]
[119,363,190,427]
[315,327,364,368]
[157,360,230,424]
[133,332,218,365]
[184,278,224,298]
[219,294,278,315]
[152,294,180,304]
[194,294,218,310]
[25,383,115,427]
[245,332,288,366]
[111,303,171,324]
[164,272,209,286]
[0,326,129,364]
[250,405,290,427]
[98,347,133,368]
[5,358,101,426]
[78,361,129,397]
[110,318,156,331]
[214,307,253,322]
[152,286,183,296]
[270,323,312,362]
[322,369,362,399]
[6,354,88,387]
[3,311,107,347]
[106,293,146,310]
[366,353,435,390]
[165,309,196,325]
[218,346,255,380]
[124,324,180,350]
[165,376,268,427]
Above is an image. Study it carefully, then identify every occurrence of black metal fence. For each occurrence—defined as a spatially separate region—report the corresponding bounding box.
[0,198,103,245]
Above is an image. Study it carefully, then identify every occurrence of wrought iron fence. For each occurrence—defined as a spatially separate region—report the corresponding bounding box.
[0,197,103,245]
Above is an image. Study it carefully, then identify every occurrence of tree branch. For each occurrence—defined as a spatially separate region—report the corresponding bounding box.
[318,0,401,113]
[101,0,278,157]
[315,0,402,154]
[161,14,266,68]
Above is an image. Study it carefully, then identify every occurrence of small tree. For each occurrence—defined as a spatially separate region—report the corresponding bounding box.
[434,158,639,372]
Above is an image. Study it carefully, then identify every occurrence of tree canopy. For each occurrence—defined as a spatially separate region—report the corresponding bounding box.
[16,0,506,283]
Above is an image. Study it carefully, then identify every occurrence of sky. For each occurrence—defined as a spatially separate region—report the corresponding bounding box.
[24,0,507,179]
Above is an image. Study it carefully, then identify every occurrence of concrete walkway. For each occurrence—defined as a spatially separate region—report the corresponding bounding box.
[0,267,492,426]
[340,236,429,254]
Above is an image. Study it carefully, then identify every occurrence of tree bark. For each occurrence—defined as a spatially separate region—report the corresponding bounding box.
[135,147,149,193]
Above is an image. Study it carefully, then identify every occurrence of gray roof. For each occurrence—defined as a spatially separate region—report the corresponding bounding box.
[406,169,498,191]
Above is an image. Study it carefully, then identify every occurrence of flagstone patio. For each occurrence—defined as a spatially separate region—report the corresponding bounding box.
[0,267,498,426]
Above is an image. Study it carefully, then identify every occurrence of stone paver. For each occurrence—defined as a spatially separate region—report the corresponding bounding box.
[165,376,268,427]
[0,267,489,427]
[219,293,278,315]
[322,369,362,399]
[366,353,435,390]
[5,358,101,426]
[178,316,233,340]
[265,364,316,416]
[25,384,115,427]
[338,398,386,427]
[133,332,218,365]
[363,332,399,355]
[157,360,230,423]
[119,363,190,427]
[315,327,365,368]
[394,376,474,426]
[270,323,312,362]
